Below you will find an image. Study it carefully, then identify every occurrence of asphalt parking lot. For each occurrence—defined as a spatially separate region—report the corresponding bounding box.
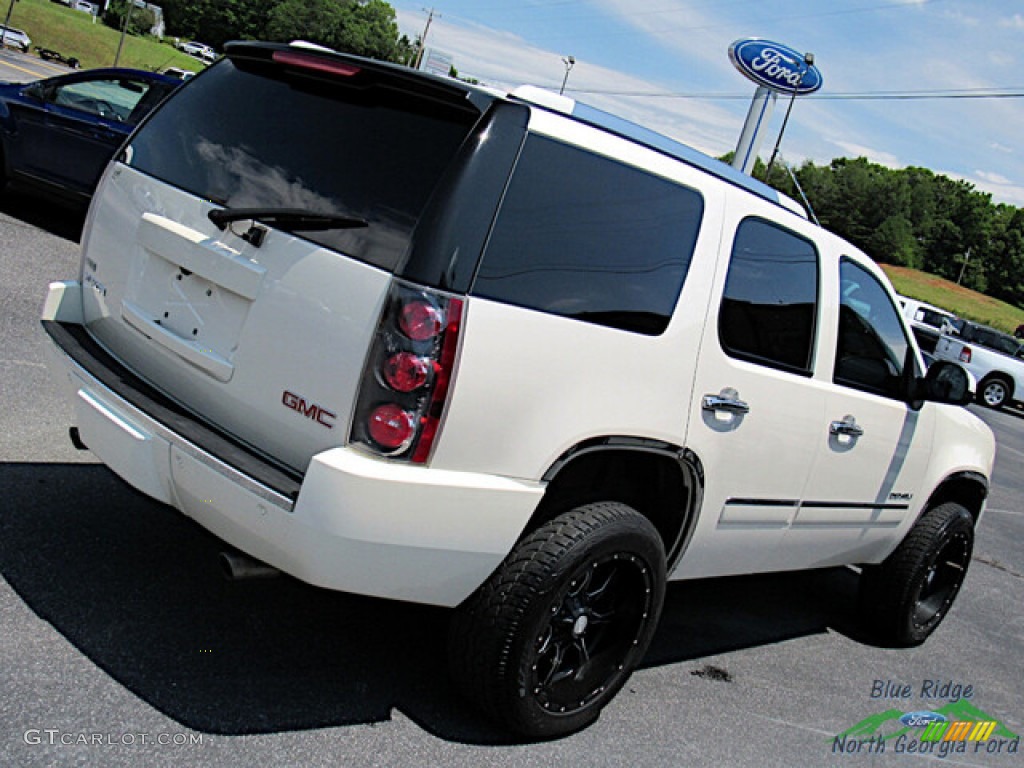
[0,184,1021,766]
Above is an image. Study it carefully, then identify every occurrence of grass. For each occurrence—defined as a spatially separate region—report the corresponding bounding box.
[881,264,1024,334]
[5,0,202,73]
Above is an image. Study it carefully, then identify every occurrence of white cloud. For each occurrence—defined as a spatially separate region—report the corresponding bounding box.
[940,169,1024,207]
[394,2,1024,207]
[830,141,902,169]
[395,7,747,157]
[977,171,1012,185]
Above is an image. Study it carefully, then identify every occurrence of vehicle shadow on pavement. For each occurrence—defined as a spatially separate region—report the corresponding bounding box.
[0,187,86,242]
[0,462,862,746]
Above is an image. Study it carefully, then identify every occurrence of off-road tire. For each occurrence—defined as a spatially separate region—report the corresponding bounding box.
[449,502,666,739]
[859,502,974,647]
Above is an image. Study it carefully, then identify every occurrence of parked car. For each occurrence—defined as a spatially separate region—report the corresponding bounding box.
[40,41,994,739]
[934,319,1024,408]
[159,67,195,81]
[177,40,216,63]
[0,24,32,52]
[897,295,959,353]
[0,68,179,202]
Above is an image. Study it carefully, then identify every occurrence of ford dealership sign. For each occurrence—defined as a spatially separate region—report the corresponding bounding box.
[899,711,948,728]
[729,38,822,94]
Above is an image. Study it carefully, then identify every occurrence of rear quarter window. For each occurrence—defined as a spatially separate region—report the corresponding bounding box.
[472,134,704,336]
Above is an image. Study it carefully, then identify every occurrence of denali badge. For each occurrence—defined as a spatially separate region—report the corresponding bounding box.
[282,390,336,429]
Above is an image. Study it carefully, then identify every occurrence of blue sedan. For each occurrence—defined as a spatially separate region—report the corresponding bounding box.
[0,68,179,202]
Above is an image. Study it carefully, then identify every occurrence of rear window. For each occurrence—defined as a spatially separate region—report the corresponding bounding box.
[915,307,952,329]
[971,328,1020,356]
[473,135,703,335]
[123,57,479,272]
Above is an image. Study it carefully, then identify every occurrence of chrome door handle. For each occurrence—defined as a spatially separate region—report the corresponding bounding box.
[830,415,864,437]
[702,388,750,415]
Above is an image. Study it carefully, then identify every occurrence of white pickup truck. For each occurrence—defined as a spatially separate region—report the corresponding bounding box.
[934,319,1024,409]
[897,296,958,354]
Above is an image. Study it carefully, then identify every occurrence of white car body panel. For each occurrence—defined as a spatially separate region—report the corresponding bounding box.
[80,165,389,472]
[44,281,542,606]
[433,109,728,480]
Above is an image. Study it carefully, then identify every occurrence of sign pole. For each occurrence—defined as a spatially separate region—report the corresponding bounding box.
[727,39,822,178]
[731,86,776,175]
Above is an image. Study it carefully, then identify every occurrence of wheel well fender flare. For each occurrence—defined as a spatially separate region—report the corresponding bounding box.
[922,471,989,526]
[532,436,704,569]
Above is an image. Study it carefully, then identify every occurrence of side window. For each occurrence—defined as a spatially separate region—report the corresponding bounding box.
[719,217,819,374]
[473,135,704,336]
[834,258,912,399]
[47,78,152,124]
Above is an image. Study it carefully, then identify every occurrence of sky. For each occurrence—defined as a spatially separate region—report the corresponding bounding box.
[391,0,1024,207]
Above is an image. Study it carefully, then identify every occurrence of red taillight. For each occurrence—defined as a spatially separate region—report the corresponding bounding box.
[367,404,416,450]
[383,352,431,393]
[412,298,462,463]
[400,301,444,341]
[271,50,361,77]
[960,347,972,363]
[351,282,463,462]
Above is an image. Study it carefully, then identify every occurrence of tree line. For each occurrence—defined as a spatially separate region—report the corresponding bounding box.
[108,0,415,64]
[757,156,1024,309]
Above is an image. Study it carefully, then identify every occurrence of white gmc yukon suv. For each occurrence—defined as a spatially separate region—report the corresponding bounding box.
[41,42,996,738]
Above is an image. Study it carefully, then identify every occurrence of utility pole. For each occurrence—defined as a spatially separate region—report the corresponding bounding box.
[113,0,134,66]
[413,7,436,70]
[957,247,972,285]
[1,0,17,50]
[559,55,575,95]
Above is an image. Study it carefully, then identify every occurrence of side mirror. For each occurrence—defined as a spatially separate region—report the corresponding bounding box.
[23,83,44,102]
[913,360,974,407]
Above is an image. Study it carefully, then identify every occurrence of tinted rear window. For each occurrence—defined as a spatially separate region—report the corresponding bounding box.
[473,135,703,335]
[124,58,478,272]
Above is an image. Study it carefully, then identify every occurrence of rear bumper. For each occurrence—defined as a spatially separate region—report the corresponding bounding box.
[41,281,543,606]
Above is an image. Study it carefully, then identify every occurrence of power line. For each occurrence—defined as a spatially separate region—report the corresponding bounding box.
[566,87,1024,101]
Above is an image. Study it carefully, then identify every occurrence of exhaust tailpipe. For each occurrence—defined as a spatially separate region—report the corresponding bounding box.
[69,426,88,451]
[219,550,280,580]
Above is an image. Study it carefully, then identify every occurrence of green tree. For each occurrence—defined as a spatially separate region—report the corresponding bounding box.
[265,0,347,46]
[265,0,400,59]
[103,1,157,37]
[871,214,920,268]
[332,0,402,60]
[750,154,1023,309]
[160,0,273,48]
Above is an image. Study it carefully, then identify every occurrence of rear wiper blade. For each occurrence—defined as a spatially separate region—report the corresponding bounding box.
[208,207,368,232]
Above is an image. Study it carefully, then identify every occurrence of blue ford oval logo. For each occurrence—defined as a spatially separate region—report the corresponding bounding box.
[899,711,948,728]
[729,38,823,94]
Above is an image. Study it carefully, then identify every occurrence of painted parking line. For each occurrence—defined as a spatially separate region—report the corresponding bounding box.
[0,52,71,79]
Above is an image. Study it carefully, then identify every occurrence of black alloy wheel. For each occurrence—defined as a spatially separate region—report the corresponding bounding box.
[449,502,667,739]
